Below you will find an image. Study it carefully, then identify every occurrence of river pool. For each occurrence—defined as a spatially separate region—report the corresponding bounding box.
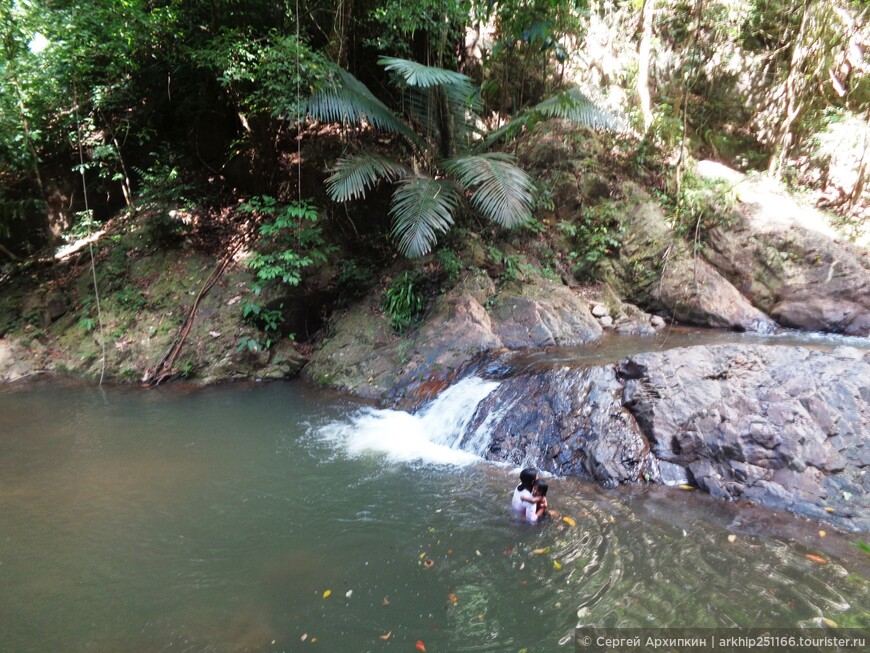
[1,378,868,652]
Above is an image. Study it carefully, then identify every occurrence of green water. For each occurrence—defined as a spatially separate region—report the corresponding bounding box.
[0,379,868,652]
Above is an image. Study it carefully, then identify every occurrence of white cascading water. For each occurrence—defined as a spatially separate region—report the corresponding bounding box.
[317,376,500,465]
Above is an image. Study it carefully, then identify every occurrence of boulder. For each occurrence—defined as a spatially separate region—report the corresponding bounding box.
[603,183,777,332]
[0,338,40,382]
[488,281,602,347]
[619,344,870,532]
[697,161,870,335]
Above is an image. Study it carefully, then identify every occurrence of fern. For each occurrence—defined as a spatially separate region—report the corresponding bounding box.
[326,153,411,202]
[306,68,423,147]
[483,87,624,148]
[443,153,532,228]
[390,178,461,258]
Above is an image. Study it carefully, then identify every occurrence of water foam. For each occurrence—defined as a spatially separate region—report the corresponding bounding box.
[317,377,500,466]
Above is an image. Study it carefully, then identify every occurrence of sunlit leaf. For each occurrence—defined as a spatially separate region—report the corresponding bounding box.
[679,484,694,490]
[379,631,392,640]
[416,640,427,652]
[561,516,576,527]
[532,547,550,555]
[553,560,562,570]
[322,589,332,599]
[448,592,458,606]
[805,553,828,564]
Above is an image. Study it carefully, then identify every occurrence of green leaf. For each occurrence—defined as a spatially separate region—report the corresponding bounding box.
[390,177,461,258]
[378,57,475,92]
[444,153,532,228]
[306,68,423,147]
[326,153,411,202]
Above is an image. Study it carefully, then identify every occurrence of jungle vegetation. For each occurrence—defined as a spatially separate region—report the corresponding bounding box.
[1,0,867,274]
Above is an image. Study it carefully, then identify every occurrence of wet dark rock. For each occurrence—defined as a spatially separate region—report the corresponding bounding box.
[619,344,870,532]
[461,366,657,486]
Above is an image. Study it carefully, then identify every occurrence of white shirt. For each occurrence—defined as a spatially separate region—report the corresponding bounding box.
[511,485,532,518]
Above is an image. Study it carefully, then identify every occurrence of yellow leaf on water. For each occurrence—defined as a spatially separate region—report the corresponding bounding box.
[532,547,550,555]
[679,484,694,490]
[561,516,576,527]
[805,553,828,565]
[382,597,390,606]
[727,534,737,543]
[821,617,838,628]
[553,560,562,570]
[322,589,332,599]
[819,530,826,537]
[418,552,427,559]
[824,507,835,513]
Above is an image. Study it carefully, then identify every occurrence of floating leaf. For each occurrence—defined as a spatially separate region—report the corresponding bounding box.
[532,547,550,555]
[727,534,737,543]
[345,590,353,598]
[825,507,835,513]
[311,637,318,643]
[418,552,427,559]
[679,484,694,490]
[301,633,308,641]
[322,589,332,599]
[382,597,391,606]
[378,631,392,640]
[819,530,826,538]
[423,559,434,568]
[416,640,427,652]
[822,617,838,628]
[448,592,458,606]
[805,553,828,565]
[553,560,562,570]
[475,549,482,556]
[561,516,576,527]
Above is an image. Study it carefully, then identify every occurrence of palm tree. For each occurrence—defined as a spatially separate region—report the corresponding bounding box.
[306,57,618,258]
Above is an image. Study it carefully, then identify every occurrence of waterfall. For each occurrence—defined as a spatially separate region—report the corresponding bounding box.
[317,376,500,465]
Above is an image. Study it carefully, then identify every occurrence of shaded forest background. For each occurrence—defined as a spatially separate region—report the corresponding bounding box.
[1,0,867,290]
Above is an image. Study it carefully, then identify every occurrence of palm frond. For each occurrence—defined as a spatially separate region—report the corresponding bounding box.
[534,87,623,131]
[482,87,624,148]
[379,57,475,93]
[306,68,423,147]
[326,153,411,203]
[443,153,532,229]
[390,177,461,258]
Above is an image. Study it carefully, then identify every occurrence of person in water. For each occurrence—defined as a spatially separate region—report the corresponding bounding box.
[511,467,538,519]
[523,479,549,524]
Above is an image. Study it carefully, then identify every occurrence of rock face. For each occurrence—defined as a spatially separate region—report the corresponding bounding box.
[0,338,40,382]
[460,363,657,487]
[618,344,869,531]
[446,343,868,532]
[603,183,777,332]
[697,162,870,336]
[307,272,605,403]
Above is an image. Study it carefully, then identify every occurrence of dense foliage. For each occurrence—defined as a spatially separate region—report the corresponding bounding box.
[0,0,866,261]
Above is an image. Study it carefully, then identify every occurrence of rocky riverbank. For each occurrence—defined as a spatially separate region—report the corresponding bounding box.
[443,342,869,533]
[1,138,868,531]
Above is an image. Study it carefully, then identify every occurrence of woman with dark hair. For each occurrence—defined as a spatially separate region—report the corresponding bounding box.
[510,467,538,519]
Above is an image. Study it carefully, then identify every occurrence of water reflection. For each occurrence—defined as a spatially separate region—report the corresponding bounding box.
[0,381,867,653]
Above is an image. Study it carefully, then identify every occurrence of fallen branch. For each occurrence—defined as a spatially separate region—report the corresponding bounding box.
[143,241,242,386]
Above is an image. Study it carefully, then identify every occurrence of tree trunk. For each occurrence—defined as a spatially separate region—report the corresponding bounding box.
[637,0,655,133]
[769,0,811,178]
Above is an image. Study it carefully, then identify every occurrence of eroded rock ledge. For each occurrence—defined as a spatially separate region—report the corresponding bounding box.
[458,344,869,533]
